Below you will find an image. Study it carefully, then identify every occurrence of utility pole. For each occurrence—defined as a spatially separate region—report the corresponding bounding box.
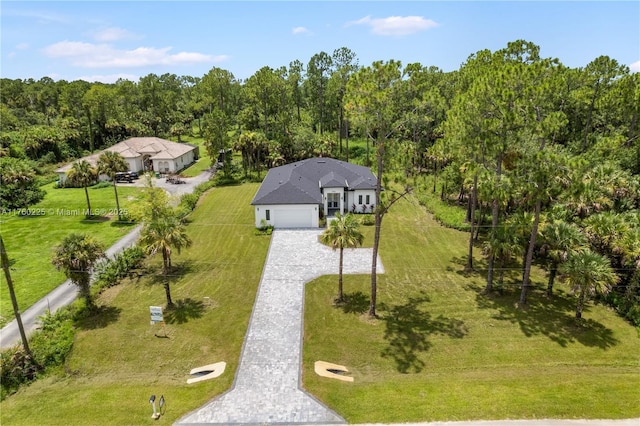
[0,234,34,359]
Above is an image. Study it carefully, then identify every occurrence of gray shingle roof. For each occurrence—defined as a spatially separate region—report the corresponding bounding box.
[251,157,377,205]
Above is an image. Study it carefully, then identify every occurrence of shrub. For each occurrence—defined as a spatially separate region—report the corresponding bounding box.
[90,181,112,190]
[1,308,74,400]
[415,190,470,232]
[255,219,274,236]
[0,347,38,400]
[179,193,199,214]
[361,214,375,226]
[30,309,75,367]
[178,179,216,218]
[94,246,145,293]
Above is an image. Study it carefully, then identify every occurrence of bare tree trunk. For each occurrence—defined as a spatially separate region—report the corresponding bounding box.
[486,153,503,293]
[369,140,384,318]
[84,186,92,217]
[112,180,122,221]
[345,120,350,163]
[163,250,174,307]
[337,248,344,302]
[547,266,558,297]
[520,199,541,307]
[576,289,585,319]
[475,203,484,241]
[466,174,478,271]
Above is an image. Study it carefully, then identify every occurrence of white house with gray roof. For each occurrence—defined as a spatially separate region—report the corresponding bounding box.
[251,157,377,228]
[56,137,198,184]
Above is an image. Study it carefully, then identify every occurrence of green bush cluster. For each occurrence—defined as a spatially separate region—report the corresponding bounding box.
[415,191,470,232]
[178,179,216,217]
[254,219,274,236]
[604,277,640,327]
[1,309,74,400]
[360,214,375,226]
[90,181,112,190]
[94,246,145,293]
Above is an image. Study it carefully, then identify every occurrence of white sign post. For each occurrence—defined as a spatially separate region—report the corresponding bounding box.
[150,306,166,337]
[150,306,163,324]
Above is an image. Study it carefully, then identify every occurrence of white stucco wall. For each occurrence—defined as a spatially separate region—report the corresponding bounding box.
[346,189,376,214]
[254,204,319,228]
[125,157,143,173]
[152,151,195,174]
[152,159,175,173]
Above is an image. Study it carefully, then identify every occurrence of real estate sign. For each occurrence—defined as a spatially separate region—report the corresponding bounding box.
[150,306,163,324]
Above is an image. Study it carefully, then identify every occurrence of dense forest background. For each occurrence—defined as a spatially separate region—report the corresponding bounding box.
[1,40,638,324]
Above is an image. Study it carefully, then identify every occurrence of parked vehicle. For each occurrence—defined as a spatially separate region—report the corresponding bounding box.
[114,172,137,182]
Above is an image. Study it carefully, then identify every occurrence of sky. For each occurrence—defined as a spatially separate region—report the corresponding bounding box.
[1,1,639,84]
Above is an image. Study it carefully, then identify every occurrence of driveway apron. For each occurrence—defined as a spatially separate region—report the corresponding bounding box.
[176,229,383,425]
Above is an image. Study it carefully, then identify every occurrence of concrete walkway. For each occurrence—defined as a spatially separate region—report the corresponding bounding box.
[175,229,383,425]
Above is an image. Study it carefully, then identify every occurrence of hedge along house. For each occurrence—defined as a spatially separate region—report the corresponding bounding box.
[251,157,377,228]
[56,137,198,184]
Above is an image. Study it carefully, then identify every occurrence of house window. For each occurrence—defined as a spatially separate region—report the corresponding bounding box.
[366,195,370,204]
[265,209,270,220]
[358,195,363,204]
[328,193,340,209]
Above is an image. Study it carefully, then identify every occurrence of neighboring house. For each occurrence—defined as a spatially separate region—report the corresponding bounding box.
[251,157,377,228]
[56,137,198,184]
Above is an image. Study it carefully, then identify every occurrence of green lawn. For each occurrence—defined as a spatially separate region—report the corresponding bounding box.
[0,183,270,425]
[0,183,142,327]
[303,195,640,422]
[180,157,212,177]
[3,183,638,424]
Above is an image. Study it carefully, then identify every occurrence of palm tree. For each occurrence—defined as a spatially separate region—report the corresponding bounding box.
[584,212,629,257]
[482,224,522,290]
[52,233,105,310]
[539,221,587,297]
[97,151,128,221]
[559,250,618,319]
[139,213,192,307]
[320,213,364,303]
[67,160,98,217]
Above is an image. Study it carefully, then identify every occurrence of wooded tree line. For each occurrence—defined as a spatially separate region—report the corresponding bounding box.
[1,40,638,323]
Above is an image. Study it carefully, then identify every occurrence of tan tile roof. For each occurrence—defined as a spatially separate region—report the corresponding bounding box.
[56,137,196,173]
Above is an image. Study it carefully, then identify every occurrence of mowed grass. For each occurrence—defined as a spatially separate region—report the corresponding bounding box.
[303,195,640,422]
[0,183,142,327]
[173,134,212,177]
[0,183,270,425]
[180,156,212,177]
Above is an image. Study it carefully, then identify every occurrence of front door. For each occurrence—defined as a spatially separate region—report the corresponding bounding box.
[327,193,340,216]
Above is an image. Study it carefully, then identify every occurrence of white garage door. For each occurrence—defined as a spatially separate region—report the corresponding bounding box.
[273,208,313,228]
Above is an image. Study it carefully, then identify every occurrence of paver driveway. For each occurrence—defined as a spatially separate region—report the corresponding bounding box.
[175,229,383,425]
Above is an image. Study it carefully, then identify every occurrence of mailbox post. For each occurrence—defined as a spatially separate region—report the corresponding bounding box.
[149,394,160,419]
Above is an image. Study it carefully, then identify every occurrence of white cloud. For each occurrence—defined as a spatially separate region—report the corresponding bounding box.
[16,42,29,50]
[42,40,225,68]
[292,26,310,35]
[346,15,439,36]
[77,73,140,84]
[92,27,139,42]
[630,60,640,73]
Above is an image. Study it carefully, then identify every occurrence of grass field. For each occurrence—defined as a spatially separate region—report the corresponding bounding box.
[0,183,142,327]
[303,194,640,422]
[2,182,638,424]
[0,183,269,425]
